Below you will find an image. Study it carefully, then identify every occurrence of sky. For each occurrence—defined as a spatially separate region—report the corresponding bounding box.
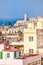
[0,0,43,19]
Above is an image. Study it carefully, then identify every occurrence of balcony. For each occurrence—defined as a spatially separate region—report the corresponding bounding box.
[10,42,24,46]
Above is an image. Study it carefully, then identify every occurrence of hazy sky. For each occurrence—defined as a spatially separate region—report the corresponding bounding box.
[0,0,43,18]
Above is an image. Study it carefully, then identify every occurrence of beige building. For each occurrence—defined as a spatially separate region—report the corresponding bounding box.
[24,21,37,54]
[23,17,43,56]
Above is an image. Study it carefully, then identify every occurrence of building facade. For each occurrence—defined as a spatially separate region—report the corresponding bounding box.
[23,18,43,56]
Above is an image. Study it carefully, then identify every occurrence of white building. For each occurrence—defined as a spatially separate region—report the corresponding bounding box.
[3,48,21,59]
[0,54,41,65]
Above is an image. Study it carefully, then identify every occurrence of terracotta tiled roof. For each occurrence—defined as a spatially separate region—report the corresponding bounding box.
[20,54,39,59]
[0,41,7,44]
[3,48,20,52]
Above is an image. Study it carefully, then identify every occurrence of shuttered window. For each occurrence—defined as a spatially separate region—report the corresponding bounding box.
[7,53,10,58]
[29,37,33,41]
[14,52,16,58]
[0,52,3,59]
[29,49,33,54]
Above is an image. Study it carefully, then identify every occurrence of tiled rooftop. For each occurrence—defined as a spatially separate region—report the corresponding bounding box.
[3,48,20,52]
[20,54,39,59]
[0,41,7,44]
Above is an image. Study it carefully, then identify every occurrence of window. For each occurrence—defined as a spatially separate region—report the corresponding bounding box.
[29,37,33,41]
[29,49,33,54]
[14,52,16,58]
[19,51,21,56]
[34,22,37,26]
[16,51,20,58]
[7,53,10,58]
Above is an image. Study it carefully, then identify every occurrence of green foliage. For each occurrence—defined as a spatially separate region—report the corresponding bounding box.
[8,21,12,26]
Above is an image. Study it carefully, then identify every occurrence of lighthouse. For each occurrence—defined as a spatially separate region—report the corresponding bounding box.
[24,12,27,21]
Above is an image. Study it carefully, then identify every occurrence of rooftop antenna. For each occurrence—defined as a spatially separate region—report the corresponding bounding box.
[24,11,27,21]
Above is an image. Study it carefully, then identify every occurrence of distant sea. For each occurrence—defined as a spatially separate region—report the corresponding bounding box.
[0,18,23,26]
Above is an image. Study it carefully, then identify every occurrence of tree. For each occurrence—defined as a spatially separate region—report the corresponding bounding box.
[8,21,12,26]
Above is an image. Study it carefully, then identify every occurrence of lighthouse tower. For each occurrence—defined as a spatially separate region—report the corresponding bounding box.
[24,12,27,21]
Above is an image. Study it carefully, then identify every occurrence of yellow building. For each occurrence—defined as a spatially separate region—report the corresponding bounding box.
[24,22,37,54]
[23,18,43,56]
